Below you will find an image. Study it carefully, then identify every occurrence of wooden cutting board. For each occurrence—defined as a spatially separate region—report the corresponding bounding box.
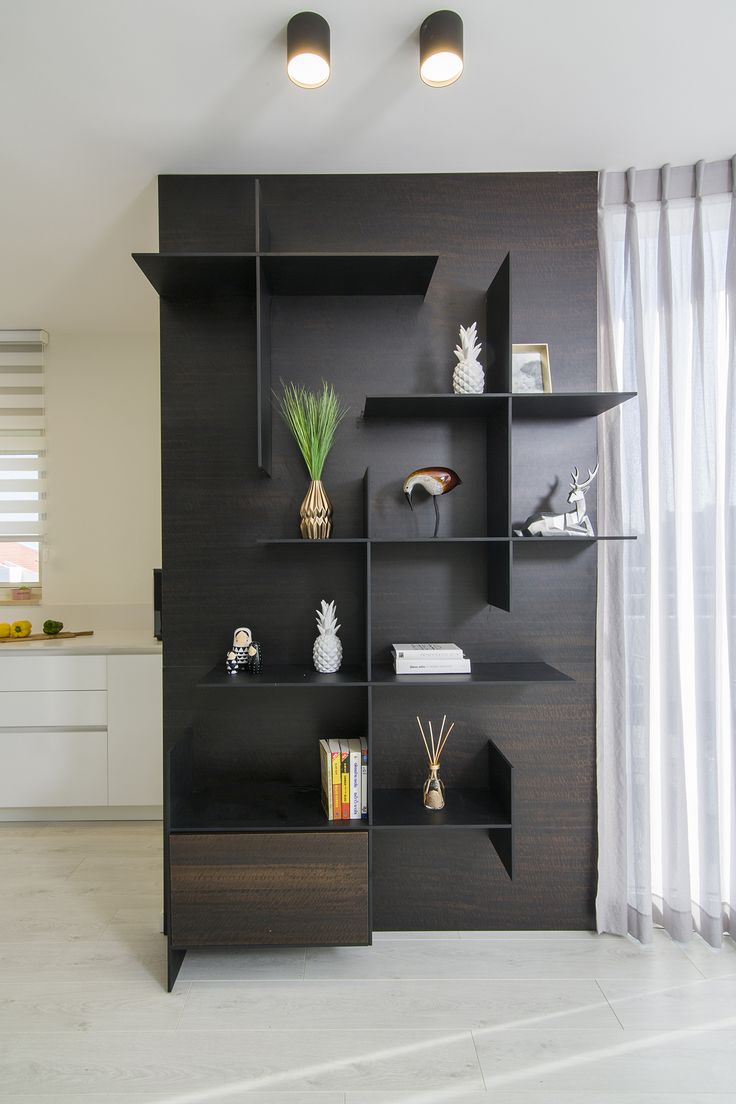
[0,630,94,643]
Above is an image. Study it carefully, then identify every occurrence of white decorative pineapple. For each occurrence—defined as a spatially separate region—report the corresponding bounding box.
[452,322,485,395]
[313,599,343,673]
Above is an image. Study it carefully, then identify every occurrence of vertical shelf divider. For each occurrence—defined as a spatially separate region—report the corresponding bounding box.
[487,739,514,878]
[255,180,272,475]
[256,257,272,476]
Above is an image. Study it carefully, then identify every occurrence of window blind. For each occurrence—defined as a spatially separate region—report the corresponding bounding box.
[0,330,48,542]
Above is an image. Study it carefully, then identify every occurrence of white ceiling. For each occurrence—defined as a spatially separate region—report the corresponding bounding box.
[1,0,733,334]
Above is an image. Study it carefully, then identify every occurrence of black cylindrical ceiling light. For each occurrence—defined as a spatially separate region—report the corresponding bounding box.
[287,12,331,88]
[419,9,464,87]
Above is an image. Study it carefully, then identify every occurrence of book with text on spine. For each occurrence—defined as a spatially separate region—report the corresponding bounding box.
[339,738,350,819]
[319,739,333,820]
[328,738,342,819]
[394,656,471,674]
[348,739,362,821]
[360,736,368,819]
[391,643,464,659]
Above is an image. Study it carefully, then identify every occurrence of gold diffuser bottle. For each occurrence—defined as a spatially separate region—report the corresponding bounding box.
[275,381,348,540]
[417,715,454,811]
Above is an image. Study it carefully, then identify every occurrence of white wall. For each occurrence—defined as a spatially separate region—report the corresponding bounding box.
[3,332,161,631]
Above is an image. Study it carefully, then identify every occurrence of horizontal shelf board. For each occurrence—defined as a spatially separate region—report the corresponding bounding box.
[370,536,508,543]
[132,253,257,297]
[511,535,636,542]
[171,782,367,833]
[364,394,508,418]
[363,392,636,419]
[260,253,438,296]
[372,788,511,829]
[371,661,572,685]
[511,392,637,418]
[258,538,369,544]
[199,665,367,688]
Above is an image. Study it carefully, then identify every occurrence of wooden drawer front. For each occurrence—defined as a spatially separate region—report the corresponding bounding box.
[0,730,108,806]
[0,656,107,693]
[0,690,107,728]
[170,832,369,947]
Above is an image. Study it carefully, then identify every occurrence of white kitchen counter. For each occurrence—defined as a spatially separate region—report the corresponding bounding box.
[0,630,162,656]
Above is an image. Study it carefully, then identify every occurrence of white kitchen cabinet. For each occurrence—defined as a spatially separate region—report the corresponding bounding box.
[0,655,107,693]
[0,729,108,806]
[0,646,162,813]
[107,654,162,806]
[0,689,108,728]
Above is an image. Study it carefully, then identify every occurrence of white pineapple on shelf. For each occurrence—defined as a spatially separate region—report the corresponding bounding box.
[313,599,343,674]
[452,321,485,395]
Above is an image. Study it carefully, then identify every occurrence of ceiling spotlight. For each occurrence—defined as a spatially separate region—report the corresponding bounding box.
[420,10,464,87]
[287,12,331,88]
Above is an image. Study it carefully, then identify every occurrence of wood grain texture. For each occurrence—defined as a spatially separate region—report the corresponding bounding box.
[169,832,369,947]
[159,172,599,945]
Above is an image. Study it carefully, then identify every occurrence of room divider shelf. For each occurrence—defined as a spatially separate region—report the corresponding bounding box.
[132,253,257,297]
[371,661,571,685]
[363,391,636,419]
[260,253,438,296]
[199,661,571,688]
[141,173,624,987]
[372,788,511,829]
[199,666,368,688]
[171,780,366,833]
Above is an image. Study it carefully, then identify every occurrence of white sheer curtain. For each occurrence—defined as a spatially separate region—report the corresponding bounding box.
[597,158,736,946]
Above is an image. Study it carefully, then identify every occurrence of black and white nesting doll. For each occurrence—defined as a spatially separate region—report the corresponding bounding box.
[225,626,263,675]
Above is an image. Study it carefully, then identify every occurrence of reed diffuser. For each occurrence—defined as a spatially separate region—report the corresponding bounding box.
[416,714,454,810]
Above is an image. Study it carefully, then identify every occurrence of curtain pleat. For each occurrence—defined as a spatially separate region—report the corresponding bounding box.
[597,158,736,946]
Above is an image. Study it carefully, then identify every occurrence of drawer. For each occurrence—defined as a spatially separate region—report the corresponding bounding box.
[0,729,108,806]
[0,656,107,692]
[0,690,107,728]
[170,831,369,947]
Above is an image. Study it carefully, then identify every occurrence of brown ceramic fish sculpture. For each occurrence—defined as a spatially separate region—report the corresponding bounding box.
[402,467,462,537]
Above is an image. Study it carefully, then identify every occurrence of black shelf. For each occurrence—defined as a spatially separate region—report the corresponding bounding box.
[371,661,572,685]
[260,253,438,296]
[199,661,572,688]
[364,394,508,418]
[133,253,257,297]
[372,788,511,829]
[512,392,636,418]
[258,538,369,545]
[512,535,636,542]
[171,782,367,833]
[198,665,368,688]
[363,392,636,419]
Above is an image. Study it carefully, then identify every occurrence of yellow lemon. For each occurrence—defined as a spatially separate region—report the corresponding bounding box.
[0,622,11,638]
[10,620,32,638]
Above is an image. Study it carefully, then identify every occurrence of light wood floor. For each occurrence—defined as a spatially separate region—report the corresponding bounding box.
[1,821,735,1102]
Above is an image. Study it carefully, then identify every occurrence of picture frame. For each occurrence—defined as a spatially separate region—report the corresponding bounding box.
[511,343,552,394]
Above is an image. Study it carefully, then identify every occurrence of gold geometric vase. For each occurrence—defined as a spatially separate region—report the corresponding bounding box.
[300,479,333,539]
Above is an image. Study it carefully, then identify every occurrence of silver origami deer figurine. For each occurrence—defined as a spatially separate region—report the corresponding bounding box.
[516,463,599,537]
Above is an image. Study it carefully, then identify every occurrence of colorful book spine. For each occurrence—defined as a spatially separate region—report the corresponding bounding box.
[339,738,350,820]
[328,738,342,820]
[319,739,332,819]
[348,739,361,821]
[360,736,368,819]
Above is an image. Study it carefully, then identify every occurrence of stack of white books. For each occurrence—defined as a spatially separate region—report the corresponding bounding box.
[391,643,471,675]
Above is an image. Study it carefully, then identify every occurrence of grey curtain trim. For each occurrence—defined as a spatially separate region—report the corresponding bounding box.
[600,158,735,206]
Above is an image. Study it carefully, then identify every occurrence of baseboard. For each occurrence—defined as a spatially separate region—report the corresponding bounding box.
[0,806,163,822]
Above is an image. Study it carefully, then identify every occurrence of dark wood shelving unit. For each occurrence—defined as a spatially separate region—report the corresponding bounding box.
[139,171,632,989]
